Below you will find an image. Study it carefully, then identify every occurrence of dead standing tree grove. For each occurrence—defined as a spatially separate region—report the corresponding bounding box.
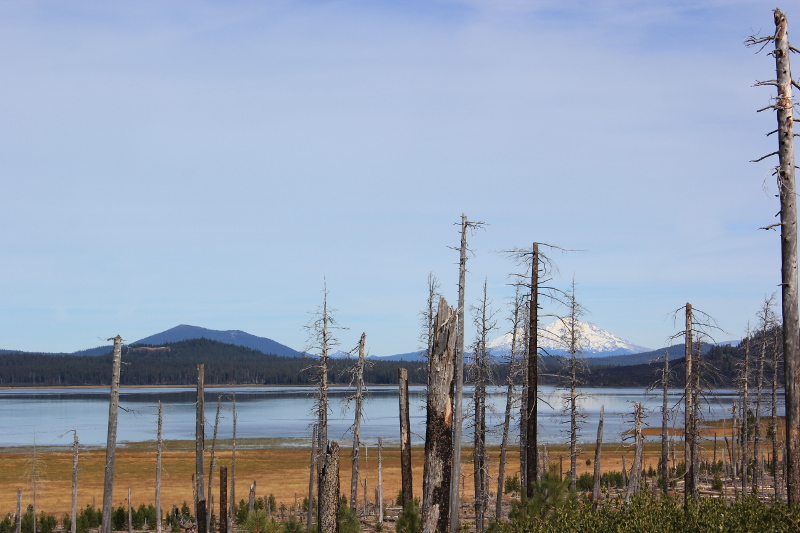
[422,297,457,533]
[746,8,800,505]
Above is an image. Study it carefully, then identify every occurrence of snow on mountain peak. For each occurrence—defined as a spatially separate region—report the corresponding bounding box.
[486,320,650,357]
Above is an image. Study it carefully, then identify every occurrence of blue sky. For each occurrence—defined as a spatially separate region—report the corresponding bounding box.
[0,0,795,355]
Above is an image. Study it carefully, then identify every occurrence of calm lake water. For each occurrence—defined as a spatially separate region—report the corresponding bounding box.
[0,385,775,449]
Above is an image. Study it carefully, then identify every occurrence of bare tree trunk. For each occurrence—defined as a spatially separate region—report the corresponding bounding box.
[71,431,78,533]
[307,425,316,528]
[196,365,207,533]
[219,467,227,533]
[772,328,782,500]
[230,394,237,526]
[15,490,21,533]
[525,243,540,497]
[755,334,766,494]
[317,441,340,533]
[377,438,384,525]
[422,297,456,533]
[661,350,670,495]
[625,403,644,503]
[363,445,368,516]
[128,487,133,533]
[592,406,604,512]
[156,402,163,533]
[742,336,751,496]
[398,368,413,507]
[621,455,627,490]
[101,335,123,533]
[684,304,696,504]
[495,310,519,520]
[350,333,366,513]
[450,214,468,533]
[207,395,222,533]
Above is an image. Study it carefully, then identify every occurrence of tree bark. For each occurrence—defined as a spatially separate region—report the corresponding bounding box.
[398,368,413,507]
[350,333,366,513]
[71,431,78,533]
[592,406,604,512]
[249,482,255,514]
[661,350,670,495]
[317,441,340,533]
[742,336,751,496]
[525,244,540,497]
[230,394,237,526]
[307,425,316,527]
[101,335,123,533]
[450,214,468,533]
[156,403,163,533]
[495,312,519,520]
[207,395,222,532]
[127,487,132,533]
[15,491,20,533]
[196,365,207,533]
[219,467,228,533]
[684,304,697,504]
[377,438,384,525]
[422,297,456,533]
[625,403,644,503]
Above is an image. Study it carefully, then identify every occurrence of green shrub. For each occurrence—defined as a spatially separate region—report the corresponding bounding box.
[504,475,521,495]
[242,509,278,533]
[338,498,359,533]
[395,499,420,533]
[576,472,594,492]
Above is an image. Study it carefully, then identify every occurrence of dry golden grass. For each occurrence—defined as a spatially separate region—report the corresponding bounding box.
[0,440,681,518]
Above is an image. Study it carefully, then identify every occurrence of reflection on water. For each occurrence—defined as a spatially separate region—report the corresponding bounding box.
[0,385,781,448]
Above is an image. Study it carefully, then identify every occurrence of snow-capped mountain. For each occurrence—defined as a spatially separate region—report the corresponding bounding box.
[486,320,650,358]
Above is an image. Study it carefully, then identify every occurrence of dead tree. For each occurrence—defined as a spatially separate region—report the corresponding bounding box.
[15,490,20,533]
[771,322,784,499]
[469,279,497,532]
[305,282,344,461]
[559,279,586,489]
[229,394,237,526]
[419,273,441,357]
[684,304,698,503]
[625,402,645,504]
[450,214,486,533]
[398,368,413,507]
[754,296,778,493]
[746,8,800,505]
[741,333,751,495]
[195,365,207,533]
[248,482,256,513]
[505,243,568,496]
[422,297,457,533]
[377,438,384,526]
[348,333,367,513]
[156,402,163,533]
[71,431,78,533]
[219,467,228,533]
[495,286,525,520]
[101,335,123,533]
[207,394,222,532]
[128,488,132,533]
[317,441,340,533]
[592,406,604,512]
[660,351,671,495]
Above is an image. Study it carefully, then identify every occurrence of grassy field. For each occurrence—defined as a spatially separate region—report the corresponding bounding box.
[0,439,654,518]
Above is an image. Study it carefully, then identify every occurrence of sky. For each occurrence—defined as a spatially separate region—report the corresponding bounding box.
[0,0,796,356]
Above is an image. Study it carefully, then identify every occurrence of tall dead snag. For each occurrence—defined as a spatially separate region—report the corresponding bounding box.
[156,403,163,533]
[317,441,340,533]
[495,286,525,520]
[422,297,457,533]
[592,406,604,512]
[746,8,800,505]
[71,431,78,533]
[348,333,367,513]
[219,467,228,533]
[101,335,123,533]
[684,304,697,503]
[741,333,751,495]
[754,296,778,494]
[661,351,670,495]
[450,214,486,533]
[127,488,132,533]
[625,403,644,504]
[771,324,784,499]
[398,368,413,507]
[377,438,384,526]
[559,278,586,490]
[207,394,222,532]
[15,491,20,533]
[470,279,496,533]
[229,394,237,526]
[196,365,207,533]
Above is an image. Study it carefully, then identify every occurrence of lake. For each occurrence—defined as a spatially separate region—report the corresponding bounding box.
[0,385,774,449]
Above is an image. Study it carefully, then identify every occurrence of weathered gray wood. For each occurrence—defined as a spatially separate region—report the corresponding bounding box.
[196,365,207,533]
[472,280,494,533]
[101,335,123,533]
[317,441,340,533]
[156,402,163,533]
[661,351,670,495]
[742,335,751,496]
[450,214,467,533]
[684,304,697,504]
[398,368,413,507]
[377,438,384,525]
[307,425,316,528]
[71,431,78,533]
[772,325,782,500]
[422,297,456,533]
[625,403,644,503]
[15,490,20,533]
[592,406,604,512]
[219,467,227,533]
[248,481,255,514]
[229,394,237,525]
[350,333,366,513]
[207,394,222,532]
[127,487,132,533]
